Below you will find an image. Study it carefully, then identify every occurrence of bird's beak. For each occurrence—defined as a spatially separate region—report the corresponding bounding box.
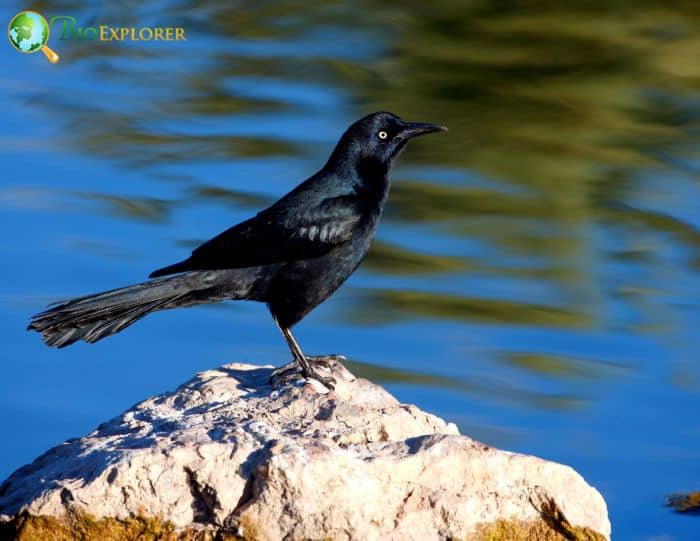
[398,122,448,140]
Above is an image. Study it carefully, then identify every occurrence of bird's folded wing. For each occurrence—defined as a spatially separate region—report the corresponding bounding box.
[182,194,362,270]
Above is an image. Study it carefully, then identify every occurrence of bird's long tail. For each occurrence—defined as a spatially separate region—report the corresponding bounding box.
[28,270,259,348]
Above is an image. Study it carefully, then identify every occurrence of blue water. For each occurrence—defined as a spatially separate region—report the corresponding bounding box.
[2,2,700,539]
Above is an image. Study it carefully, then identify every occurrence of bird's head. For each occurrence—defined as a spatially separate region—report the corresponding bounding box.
[326,111,447,178]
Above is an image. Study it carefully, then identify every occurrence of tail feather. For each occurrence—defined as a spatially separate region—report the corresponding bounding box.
[79,296,179,344]
[28,270,258,348]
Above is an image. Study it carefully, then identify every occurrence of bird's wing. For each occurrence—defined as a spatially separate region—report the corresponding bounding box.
[152,194,362,275]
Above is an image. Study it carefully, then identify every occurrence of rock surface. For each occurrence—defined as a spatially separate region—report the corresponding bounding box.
[0,360,610,540]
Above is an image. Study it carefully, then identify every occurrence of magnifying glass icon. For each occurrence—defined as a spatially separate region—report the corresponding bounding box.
[8,11,60,64]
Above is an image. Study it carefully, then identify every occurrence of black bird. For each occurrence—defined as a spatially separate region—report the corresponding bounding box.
[28,112,446,388]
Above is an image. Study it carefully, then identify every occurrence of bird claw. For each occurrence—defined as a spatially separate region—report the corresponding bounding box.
[303,368,337,390]
[305,354,348,368]
[269,355,346,390]
[269,364,303,388]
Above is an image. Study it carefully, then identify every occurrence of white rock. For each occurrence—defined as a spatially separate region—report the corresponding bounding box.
[0,360,610,540]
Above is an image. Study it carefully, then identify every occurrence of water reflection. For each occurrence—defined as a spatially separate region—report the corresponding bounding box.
[9,0,699,387]
[4,0,700,537]
[25,2,700,326]
[74,192,171,223]
[10,0,699,391]
[351,359,584,410]
[346,289,589,327]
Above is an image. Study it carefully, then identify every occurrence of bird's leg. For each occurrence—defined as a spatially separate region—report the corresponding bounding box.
[270,318,337,389]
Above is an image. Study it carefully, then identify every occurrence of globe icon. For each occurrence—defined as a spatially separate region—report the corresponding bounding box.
[8,11,59,63]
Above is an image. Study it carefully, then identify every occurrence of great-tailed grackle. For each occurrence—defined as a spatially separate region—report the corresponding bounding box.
[28,112,446,388]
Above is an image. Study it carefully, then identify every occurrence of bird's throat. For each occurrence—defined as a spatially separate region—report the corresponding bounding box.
[354,156,391,212]
[356,155,390,186]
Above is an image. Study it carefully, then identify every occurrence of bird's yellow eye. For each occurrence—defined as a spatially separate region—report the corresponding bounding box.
[378,130,388,140]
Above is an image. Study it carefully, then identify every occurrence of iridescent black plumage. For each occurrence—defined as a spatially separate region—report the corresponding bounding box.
[28,112,446,387]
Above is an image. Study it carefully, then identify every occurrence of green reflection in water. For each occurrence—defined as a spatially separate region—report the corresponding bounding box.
[18,0,700,396]
[69,127,299,165]
[348,289,590,327]
[363,240,467,275]
[188,185,275,209]
[349,360,583,410]
[498,352,633,380]
[349,359,478,393]
[72,192,172,223]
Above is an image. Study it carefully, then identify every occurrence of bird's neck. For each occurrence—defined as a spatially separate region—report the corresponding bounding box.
[352,156,391,214]
[324,146,391,212]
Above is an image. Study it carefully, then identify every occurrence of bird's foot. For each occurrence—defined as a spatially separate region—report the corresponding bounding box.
[269,362,336,390]
[306,354,348,368]
[302,366,337,390]
[269,355,348,390]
